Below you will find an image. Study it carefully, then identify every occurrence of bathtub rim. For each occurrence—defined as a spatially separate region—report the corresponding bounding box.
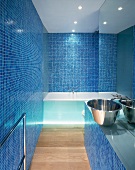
[43,92,118,101]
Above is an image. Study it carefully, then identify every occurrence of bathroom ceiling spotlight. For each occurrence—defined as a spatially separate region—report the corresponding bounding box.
[6,20,14,25]
[16,29,24,33]
[72,29,75,32]
[103,21,107,25]
[118,7,123,10]
[74,21,77,24]
[78,5,82,10]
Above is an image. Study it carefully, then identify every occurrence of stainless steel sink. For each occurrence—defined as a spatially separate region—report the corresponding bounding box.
[87,99,122,126]
[119,100,135,124]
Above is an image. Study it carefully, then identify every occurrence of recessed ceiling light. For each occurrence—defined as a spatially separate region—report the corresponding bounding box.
[74,21,77,24]
[78,5,82,10]
[72,30,75,32]
[6,19,14,25]
[103,21,107,25]
[16,29,24,33]
[118,7,123,10]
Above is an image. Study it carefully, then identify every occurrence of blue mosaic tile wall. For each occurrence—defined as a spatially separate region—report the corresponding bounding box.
[0,0,46,169]
[84,103,125,170]
[133,26,135,98]
[48,33,99,92]
[99,34,117,92]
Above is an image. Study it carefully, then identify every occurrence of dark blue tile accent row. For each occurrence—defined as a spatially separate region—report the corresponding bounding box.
[99,34,117,92]
[84,104,125,170]
[48,33,99,92]
[0,0,47,169]
[133,26,135,98]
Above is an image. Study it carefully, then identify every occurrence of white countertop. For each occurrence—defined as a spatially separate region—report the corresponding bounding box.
[101,120,135,170]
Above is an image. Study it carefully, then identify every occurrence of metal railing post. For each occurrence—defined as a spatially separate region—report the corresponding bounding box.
[23,114,26,170]
[0,113,26,170]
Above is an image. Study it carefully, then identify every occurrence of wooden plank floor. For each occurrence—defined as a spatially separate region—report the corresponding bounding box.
[30,127,90,170]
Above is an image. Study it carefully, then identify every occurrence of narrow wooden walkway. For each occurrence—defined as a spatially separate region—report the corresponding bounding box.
[30,127,90,170]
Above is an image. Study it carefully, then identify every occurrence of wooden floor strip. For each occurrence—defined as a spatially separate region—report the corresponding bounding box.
[34,147,87,154]
[30,127,90,170]
[30,162,90,170]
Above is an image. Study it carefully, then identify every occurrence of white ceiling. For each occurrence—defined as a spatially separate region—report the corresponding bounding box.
[32,0,105,33]
[99,0,135,33]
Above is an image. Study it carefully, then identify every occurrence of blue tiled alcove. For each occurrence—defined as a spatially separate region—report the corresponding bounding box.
[0,0,47,169]
[0,0,134,169]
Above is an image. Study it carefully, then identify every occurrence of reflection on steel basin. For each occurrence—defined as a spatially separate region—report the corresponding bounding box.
[119,100,135,124]
[87,99,122,126]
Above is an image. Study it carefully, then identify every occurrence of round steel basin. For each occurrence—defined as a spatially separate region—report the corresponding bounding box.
[119,100,135,124]
[87,99,122,126]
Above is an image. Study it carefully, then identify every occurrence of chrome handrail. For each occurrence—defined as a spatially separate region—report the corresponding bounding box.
[17,155,25,170]
[0,113,26,170]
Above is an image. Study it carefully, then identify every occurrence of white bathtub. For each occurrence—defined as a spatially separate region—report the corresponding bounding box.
[43,92,117,101]
[43,92,117,127]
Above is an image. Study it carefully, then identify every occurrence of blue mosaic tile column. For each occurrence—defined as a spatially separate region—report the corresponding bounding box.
[0,0,47,169]
[99,34,117,92]
[48,33,99,92]
[84,103,125,170]
[43,27,49,93]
